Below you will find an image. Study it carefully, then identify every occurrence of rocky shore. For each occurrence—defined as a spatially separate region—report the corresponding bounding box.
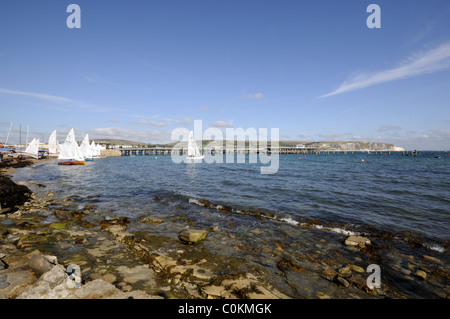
[1,157,449,299]
[0,157,34,214]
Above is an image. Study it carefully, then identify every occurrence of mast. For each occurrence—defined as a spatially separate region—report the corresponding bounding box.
[5,122,13,145]
[26,125,29,147]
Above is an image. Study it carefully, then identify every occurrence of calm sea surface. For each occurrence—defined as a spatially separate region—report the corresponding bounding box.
[13,151,450,244]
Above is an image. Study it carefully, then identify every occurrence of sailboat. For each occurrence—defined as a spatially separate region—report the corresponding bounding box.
[48,130,61,157]
[79,134,94,161]
[57,128,85,165]
[91,140,101,158]
[23,138,40,158]
[185,131,204,163]
[96,143,102,157]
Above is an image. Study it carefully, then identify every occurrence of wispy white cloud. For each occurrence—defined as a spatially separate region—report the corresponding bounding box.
[167,117,192,125]
[210,120,233,128]
[137,119,166,127]
[0,88,72,103]
[0,87,118,113]
[321,42,450,98]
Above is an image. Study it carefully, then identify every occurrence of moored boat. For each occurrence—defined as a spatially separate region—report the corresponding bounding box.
[21,138,40,159]
[48,130,61,157]
[79,134,94,161]
[57,128,85,165]
[57,160,85,165]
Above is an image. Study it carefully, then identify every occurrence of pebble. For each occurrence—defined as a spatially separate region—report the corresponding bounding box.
[414,270,427,280]
[321,269,338,282]
[400,268,411,276]
[338,266,352,278]
[348,264,365,273]
[422,255,443,264]
[407,263,416,272]
[316,291,331,299]
[337,277,350,288]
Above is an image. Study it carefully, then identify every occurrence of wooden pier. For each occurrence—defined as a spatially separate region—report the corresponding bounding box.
[118,147,400,157]
[402,150,418,156]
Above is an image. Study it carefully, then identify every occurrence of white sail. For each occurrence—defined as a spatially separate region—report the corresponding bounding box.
[58,128,84,162]
[90,141,97,157]
[79,134,93,159]
[48,130,59,155]
[96,143,101,157]
[186,131,203,162]
[91,140,101,157]
[24,138,39,158]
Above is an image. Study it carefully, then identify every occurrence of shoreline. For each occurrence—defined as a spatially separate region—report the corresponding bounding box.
[1,158,449,299]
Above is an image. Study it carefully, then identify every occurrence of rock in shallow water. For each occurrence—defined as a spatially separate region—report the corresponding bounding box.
[178,229,208,244]
[344,235,371,247]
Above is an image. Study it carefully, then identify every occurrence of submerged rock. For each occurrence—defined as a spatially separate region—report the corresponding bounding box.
[49,223,67,230]
[16,234,48,249]
[140,216,164,224]
[178,229,208,244]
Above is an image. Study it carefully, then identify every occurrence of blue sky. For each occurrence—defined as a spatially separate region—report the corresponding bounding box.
[0,0,449,150]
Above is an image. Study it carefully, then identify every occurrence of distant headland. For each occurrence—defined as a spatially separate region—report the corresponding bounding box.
[94,139,405,152]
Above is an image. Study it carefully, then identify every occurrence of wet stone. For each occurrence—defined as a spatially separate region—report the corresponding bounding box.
[422,255,443,265]
[338,266,352,278]
[27,254,53,276]
[321,269,338,282]
[348,264,365,273]
[49,223,67,230]
[178,229,208,244]
[344,235,371,247]
[140,216,164,224]
[337,277,350,288]
[16,234,48,249]
[414,270,427,280]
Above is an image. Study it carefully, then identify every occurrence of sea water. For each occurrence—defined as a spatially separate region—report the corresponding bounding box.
[13,151,450,245]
